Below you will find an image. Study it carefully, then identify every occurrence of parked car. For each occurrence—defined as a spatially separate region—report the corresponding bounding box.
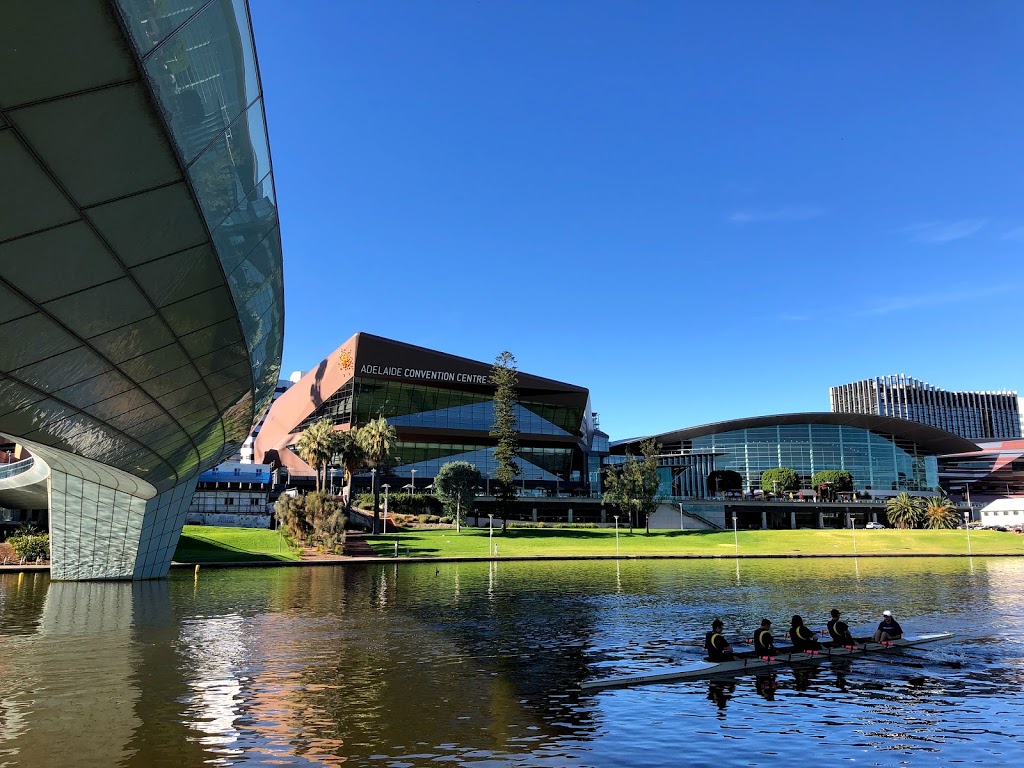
[865,522,886,529]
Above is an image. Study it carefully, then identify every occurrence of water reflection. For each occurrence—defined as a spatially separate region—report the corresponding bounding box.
[0,557,1022,766]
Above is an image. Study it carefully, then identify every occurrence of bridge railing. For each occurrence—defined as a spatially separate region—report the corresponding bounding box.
[0,456,34,481]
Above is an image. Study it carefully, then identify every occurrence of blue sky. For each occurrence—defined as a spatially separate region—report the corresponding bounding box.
[251,1,1024,441]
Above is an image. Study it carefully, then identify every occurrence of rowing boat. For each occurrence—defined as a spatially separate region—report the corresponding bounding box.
[579,633,955,691]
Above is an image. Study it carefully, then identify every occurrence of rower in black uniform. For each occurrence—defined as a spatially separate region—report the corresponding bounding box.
[789,614,822,651]
[704,618,735,661]
[827,608,857,647]
[753,618,777,656]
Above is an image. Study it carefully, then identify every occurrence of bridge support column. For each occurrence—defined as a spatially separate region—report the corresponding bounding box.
[601,508,606,523]
[817,511,824,529]
[568,508,573,523]
[532,508,537,523]
[790,511,796,529]
[761,510,767,529]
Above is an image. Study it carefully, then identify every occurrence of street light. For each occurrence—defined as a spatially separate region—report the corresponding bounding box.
[410,468,417,494]
[382,484,390,535]
[614,515,619,555]
[488,513,494,556]
[851,516,857,555]
[371,468,378,534]
[678,502,684,531]
[965,510,972,555]
[732,515,739,555]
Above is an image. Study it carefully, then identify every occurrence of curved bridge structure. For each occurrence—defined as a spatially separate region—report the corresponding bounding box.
[0,1,284,579]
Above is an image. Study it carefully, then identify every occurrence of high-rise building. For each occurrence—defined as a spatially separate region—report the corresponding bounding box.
[830,375,1020,440]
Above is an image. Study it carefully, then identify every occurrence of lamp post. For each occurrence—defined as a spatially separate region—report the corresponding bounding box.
[733,515,739,555]
[555,474,561,496]
[371,468,378,534]
[614,515,619,555]
[678,502,684,531]
[965,510,973,555]
[382,484,390,535]
[488,513,494,556]
[851,516,857,555]
[410,469,417,494]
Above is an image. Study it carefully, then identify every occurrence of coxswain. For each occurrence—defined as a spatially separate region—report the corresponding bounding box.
[790,614,821,651]
[753,618,776,656]
[872,610,903,643]
[827,609,857,647]
[704,618,735,662]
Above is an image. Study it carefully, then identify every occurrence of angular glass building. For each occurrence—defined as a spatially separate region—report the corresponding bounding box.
[830,374,1020,440]
[613,414,978,499]
[0,0,284,579]
[255,333,599,493]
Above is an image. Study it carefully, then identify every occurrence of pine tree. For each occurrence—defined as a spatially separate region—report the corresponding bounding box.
[489,350,520,532]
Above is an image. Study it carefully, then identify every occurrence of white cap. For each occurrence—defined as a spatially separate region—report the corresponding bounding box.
[882,610,892,617]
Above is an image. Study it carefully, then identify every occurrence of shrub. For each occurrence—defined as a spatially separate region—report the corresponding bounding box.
[8,528,50,561]
[274,492,346,549]
[354,492,443,516]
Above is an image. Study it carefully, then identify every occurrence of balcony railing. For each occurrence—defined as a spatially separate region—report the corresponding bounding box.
[0,456,34,481]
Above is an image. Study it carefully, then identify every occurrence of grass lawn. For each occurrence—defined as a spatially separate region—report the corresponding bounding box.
[365,526,1024,559]
[174,525,300,563]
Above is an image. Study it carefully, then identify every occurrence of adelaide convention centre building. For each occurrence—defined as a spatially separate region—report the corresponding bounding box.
[255,333,603,495]
[0,0,284,579]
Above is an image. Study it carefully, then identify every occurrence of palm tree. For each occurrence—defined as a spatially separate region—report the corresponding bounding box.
[335,427,365,510]
[885,492,923,529]
[922,494,959,530]
[295,419,341,493]
[357,416,397,534]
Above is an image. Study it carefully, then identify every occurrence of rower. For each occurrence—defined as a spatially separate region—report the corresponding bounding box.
[789,615,822,651]
[827,609,857,647]
[753,618,776,657]
[704,618,735,662]
[872,610,903,643]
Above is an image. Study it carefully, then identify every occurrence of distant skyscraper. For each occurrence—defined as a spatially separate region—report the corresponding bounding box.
[830,375,1021,441]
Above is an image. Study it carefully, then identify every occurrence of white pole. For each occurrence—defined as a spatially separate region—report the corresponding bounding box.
[614,515,619,555]
[411,469,416,494]
[851,516,857,554]
[965,511,972,555]
[733,515,739,555]
[488,514,494,556]
[679,502,683,530]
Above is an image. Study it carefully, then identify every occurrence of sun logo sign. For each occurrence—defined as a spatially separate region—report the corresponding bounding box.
[338,350,354,371]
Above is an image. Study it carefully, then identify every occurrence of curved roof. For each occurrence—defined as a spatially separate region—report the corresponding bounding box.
[612,412,980,456]
[0,1,284,493]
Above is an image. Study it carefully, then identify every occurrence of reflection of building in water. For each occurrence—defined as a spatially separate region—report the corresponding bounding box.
[3,582,152,765]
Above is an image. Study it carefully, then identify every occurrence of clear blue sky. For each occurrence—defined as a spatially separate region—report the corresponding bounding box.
[251,1,1024,441]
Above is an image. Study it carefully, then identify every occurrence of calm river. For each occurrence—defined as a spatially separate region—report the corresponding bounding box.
[1,557,1022,767]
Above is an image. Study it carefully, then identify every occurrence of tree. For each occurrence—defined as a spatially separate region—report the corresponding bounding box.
[760,467,800,496]
[603,438,662,533]
[922,494,959,530]
[489,350,520,532]
[357,416,397,534]
[295,418,342,492]
[811,470,854,492]
[274,492,346,553]
[335,427,365,511]
[707,469,742,496]
[885,492,923,529]
[434,461,482,533]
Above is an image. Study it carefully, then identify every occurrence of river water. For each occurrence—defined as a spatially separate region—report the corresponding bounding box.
[1,557,1022,767]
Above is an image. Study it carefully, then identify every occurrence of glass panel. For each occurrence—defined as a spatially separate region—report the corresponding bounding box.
[143,0,259,163]
[116,0,207,54]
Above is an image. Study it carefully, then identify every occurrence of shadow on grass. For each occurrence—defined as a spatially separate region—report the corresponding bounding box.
[173,534,295,563]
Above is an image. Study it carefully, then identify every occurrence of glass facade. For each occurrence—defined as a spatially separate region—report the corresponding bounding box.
[663,424,939,494]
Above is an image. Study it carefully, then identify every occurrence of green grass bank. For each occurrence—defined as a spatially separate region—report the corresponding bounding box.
[364,527,1024,558]
[174,525,300,563]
